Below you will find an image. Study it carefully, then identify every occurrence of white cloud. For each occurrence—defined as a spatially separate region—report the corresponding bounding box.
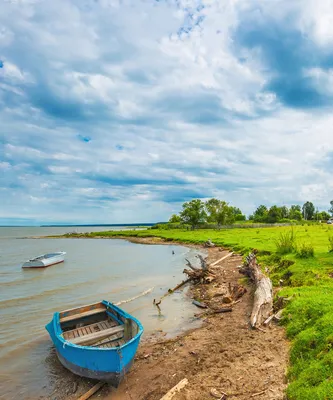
[1,0,333,224]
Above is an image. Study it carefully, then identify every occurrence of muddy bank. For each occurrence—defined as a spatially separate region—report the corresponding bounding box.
[51,245,288,400]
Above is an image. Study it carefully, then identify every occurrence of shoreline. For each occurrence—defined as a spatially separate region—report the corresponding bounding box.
[43,238,288,400]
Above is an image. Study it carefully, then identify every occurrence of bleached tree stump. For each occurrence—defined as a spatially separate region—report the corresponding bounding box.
[240,253,273,328]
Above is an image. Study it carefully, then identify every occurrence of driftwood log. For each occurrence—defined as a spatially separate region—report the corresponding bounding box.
[183,255,215,283]
[240,253,273,328]
[153,253,225,309]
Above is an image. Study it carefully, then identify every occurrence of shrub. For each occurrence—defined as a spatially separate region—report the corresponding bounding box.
[280,218,293,223]
[328,236,333,252]
[296,242,315,258]
[275,229,297,254]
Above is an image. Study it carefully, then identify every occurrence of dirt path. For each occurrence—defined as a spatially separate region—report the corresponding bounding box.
[95,247,289,400]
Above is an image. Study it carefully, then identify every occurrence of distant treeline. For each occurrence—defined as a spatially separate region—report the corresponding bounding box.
[164,199,333,229]
[40,223,155,227]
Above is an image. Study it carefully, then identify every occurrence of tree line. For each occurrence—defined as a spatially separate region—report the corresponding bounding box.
[168,199,333,229]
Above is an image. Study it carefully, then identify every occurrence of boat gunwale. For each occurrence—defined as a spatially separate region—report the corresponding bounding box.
[28,251,66,262]
[60,300,104,315]
[53,300,144,352]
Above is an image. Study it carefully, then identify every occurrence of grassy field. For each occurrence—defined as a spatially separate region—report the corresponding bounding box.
[69,225,333,399]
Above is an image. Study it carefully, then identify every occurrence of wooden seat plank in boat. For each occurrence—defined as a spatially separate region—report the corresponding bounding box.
[63,320,118,340]
[71,325,125,346]
[93,331,124,348]
[60,307,106,323]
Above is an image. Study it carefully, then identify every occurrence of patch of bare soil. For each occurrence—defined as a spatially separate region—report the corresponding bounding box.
[94,248,289,400]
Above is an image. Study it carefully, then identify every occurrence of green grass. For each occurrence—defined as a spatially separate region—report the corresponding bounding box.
[66,224,333,399]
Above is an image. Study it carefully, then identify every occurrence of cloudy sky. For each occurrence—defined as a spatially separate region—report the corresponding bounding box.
[1,0,333,225]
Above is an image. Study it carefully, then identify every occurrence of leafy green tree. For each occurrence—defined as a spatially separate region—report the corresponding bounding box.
[253,205,268,222]
[234,213,246,221]
[302,201,315,220]
[169,214,181,223]
[205,198,220,223]
[315,211,331,221]
[289,205,302,220]
[205,199,235,227]
[267,205,282,223]
[329,200,333,217]
[280,206,289,219]
[230,206,246,221]
[230,207,242,215]
[180,199,207,229]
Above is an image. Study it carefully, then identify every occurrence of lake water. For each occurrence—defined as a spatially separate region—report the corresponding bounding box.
[0,226,204,399]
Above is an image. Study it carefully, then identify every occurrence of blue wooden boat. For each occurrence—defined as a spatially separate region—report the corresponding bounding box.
[46,300,143,386]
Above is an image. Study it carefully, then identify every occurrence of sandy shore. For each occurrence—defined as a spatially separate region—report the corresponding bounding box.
[46,239,288,400]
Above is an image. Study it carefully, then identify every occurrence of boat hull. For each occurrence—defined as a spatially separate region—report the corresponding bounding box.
[22,259,64,268]
[45,301,143,385]
[22,253,65,268]
[56,350,133,385]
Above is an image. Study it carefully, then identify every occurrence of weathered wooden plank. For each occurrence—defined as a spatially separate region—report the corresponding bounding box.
[71,326,125,346]
[210,252,233,267]
[66,330,74,339]
[77,327,85,336]
[93,331,124,346]
[63,320,106,340]
[100,321,108,330]
[77,382,105,400]
[159,378,189,400]
[60,302,104,318]
[60,307,106,323]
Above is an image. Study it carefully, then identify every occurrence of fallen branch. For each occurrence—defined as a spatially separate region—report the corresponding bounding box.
[159,378,189,400]
[274,309,283,321]
[192,300,208,308]
[263,309,283,326]
[194,307,232,318]
[153,278,192,306]
[154,253,216,307]
[210,308,233,314]
[240,253,273,328]
[77,382,105,400]
[251,389,267,397]
[185,258,200,271]
[263,314,275,326]
[183,255,216,284]
[168,278,192,294]
[197,254,208,270]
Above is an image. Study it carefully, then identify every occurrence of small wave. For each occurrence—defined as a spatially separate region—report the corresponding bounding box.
[115,287,154,306]
[0,280,102,310]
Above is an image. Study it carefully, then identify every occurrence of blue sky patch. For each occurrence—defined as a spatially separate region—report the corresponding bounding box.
[1,0,333,225]
[77,134,91,143]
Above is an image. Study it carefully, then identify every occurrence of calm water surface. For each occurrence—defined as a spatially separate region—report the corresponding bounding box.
[0,227,203,399]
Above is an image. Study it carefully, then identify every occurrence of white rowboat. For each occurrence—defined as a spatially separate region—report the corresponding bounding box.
[22,252,66,268]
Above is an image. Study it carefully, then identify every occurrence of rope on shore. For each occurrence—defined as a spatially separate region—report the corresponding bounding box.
[115,287,154,306]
